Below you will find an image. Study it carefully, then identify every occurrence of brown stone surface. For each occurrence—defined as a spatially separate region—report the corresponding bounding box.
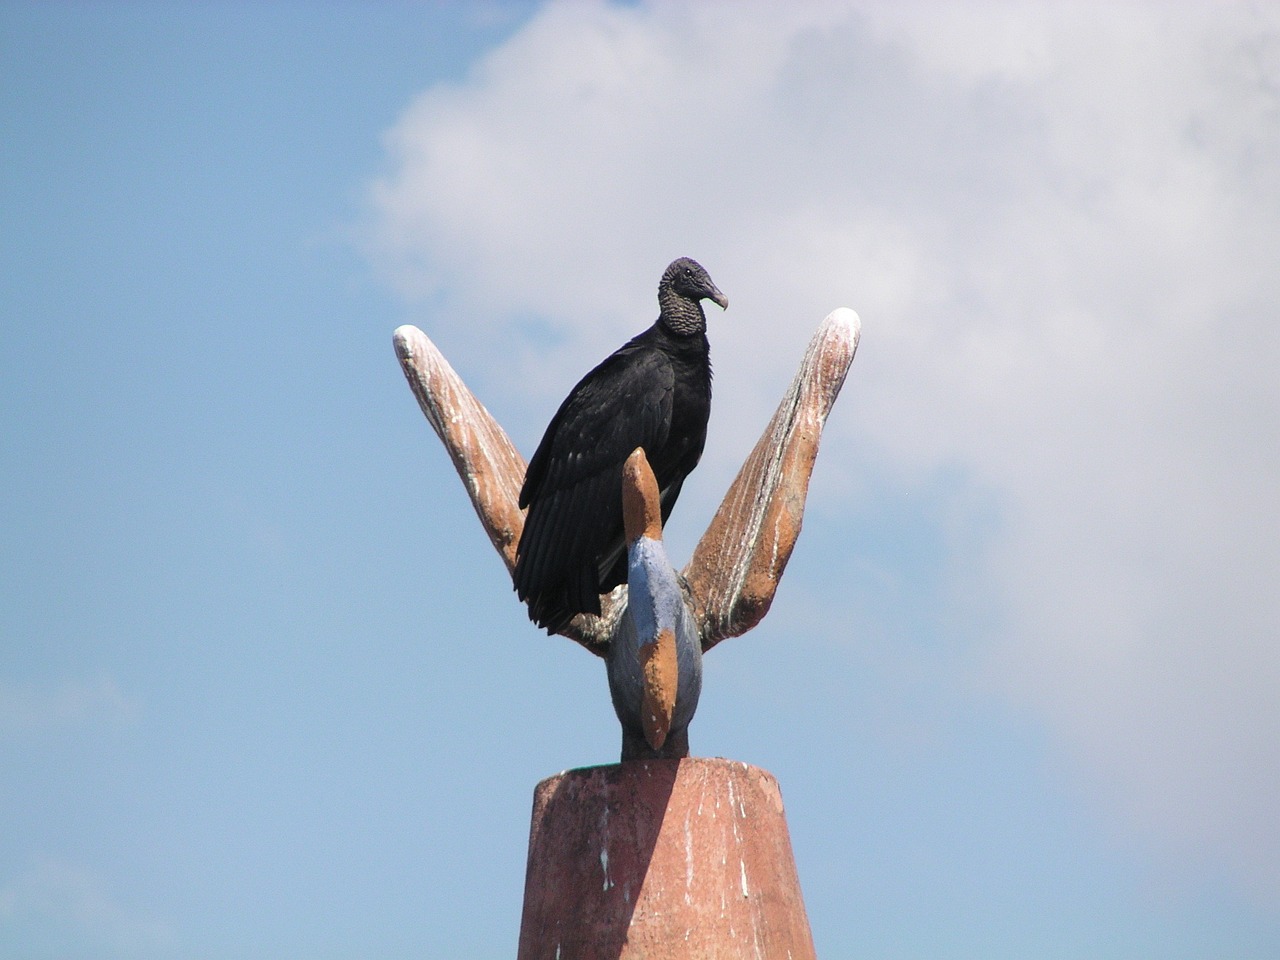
[517,758,816,960]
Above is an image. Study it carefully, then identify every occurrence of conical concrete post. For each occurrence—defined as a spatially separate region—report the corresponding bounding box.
[516,757,816,959]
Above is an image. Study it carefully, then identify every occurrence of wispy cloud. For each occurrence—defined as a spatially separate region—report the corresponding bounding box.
[368,0,1280,904]
[0,857,171,955]
[0,674,139,739]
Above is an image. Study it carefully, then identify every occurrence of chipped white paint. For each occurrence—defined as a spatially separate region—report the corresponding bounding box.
[600,846,612,892]
[726,776,746,847]
[599,802,613,892]
[683,811,695,906]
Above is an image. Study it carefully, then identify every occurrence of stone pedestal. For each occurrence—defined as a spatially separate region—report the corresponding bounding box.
[516,757,815,959]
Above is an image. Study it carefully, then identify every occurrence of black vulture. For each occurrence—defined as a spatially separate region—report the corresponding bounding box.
[514,257,728,633]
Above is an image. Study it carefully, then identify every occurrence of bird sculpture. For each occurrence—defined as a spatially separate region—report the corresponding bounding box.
[608,448,703,760]
[395,270,860,760]
[513,258,728,633]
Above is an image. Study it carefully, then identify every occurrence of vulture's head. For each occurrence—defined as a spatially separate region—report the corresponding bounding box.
[662,257,729,311]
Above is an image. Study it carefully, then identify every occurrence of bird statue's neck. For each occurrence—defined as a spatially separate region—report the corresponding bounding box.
[658,289,707,337]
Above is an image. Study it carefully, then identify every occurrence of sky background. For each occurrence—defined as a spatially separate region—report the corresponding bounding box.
[2,1,1278,957]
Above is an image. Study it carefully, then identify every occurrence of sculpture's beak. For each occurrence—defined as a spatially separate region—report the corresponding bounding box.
[623,449,663,544]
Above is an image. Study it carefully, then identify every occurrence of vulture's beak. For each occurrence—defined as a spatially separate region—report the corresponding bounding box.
[707,287,729,311]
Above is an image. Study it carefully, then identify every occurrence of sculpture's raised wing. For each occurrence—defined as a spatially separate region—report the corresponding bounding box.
[393,325,619,653]
[683,309,860,651]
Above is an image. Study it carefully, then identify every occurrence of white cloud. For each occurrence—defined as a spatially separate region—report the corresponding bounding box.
[369,0,1280,903]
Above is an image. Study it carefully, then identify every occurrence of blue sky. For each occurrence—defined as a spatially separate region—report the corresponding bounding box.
[3,2,1278,958]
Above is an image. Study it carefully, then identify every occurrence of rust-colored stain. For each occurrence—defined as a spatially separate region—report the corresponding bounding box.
[638,627,678,751]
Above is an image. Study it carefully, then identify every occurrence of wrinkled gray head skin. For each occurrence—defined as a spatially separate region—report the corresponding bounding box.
[664,257,729,309]
[658,257,728,336]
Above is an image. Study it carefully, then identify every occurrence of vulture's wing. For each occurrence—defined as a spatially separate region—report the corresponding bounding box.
[515,337,675,629]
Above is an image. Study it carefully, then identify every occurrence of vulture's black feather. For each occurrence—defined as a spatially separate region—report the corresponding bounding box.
[514,258,727,632]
